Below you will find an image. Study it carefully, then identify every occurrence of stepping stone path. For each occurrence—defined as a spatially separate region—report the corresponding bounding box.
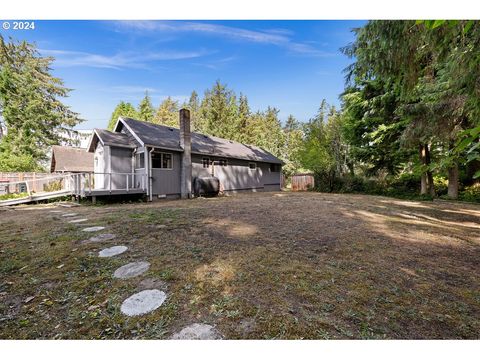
[82,226,105,232]
[120,289,167,316]
[63,207,174,328]
[171,324,222,340]
[84,233,116,243]
[98,245,128,258]
[69,218,88,224]
[114,261,150,279]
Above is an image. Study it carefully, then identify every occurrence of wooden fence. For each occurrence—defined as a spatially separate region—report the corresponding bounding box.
[0,172,51,194]
[291,173,315,191]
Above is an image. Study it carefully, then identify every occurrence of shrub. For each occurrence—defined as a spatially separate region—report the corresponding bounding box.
[433,176,448,196]
[0,192,29,201]
[459,183,480,203]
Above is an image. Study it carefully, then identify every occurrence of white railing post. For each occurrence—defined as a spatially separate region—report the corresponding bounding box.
[109,173,112,193]
[88,173,92,194]
[126,174,129,192]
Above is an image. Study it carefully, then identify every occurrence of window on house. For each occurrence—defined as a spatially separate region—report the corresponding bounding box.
[249,162,257,170]
[202,158,211,168]
[135,153,145,168]
[162,153,172,169]
[270,164,280,172]
[217,159,228,166]
[152,152,173,169]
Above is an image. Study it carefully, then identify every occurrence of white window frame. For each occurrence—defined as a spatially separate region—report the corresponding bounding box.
[202,157,211,168]
[152,151,173,170]
[135,152,145,169]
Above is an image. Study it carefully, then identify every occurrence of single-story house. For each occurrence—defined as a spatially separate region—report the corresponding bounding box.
[86,109,283,200]
[50,145,94,173]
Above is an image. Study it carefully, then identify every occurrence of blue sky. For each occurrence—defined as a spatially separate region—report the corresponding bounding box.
[1,20,365,129]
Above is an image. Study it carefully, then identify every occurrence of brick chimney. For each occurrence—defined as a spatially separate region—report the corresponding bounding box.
[179,108,192,199]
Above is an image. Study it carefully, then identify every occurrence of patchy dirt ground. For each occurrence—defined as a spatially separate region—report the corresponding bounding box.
[1,192,479,339]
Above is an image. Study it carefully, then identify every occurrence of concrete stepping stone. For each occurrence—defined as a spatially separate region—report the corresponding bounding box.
[68,218,88,224]
[82,226,105,232]
[114,261,150,279]
[98,245,128,258]
[171,324,222,340]
[83,233,116,244]
[62,213,78,217]
[120,289,166,316]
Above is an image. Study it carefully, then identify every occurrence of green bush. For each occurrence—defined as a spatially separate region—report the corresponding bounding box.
[459,183,480,203]
[433,176,449,196]
[0,192,29,201]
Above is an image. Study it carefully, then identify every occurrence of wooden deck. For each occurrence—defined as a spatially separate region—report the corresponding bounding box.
[80,188,146,197]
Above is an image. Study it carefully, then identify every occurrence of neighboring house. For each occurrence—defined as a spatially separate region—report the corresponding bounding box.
[50,145,94,173]
[86,109,283,200]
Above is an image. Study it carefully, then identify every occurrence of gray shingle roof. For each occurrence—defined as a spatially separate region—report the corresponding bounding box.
[120,117,282,164]
[95,129,136,148]
[51,145,94,172]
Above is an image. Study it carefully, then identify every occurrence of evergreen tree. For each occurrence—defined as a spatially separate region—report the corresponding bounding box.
[186,91,201,131]
[199,80,238,139]
[236,93,251,143]
[282,115,305,177]
[107,101,138,130]
[0,35,82,171]
[154,97,179,127]
[137,91,155,122]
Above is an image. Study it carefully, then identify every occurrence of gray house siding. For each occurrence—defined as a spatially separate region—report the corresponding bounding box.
[110,146,133,189]
[191,155,281,192]
[151,151,181,196]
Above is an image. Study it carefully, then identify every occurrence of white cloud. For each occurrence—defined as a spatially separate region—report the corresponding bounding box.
[194,55,238,70]
[115,21,335,57]
[40,48,211,69]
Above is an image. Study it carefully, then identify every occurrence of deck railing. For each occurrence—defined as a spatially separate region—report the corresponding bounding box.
[0,172,147,204]
[0,173,74,203]
[71,172,147,196]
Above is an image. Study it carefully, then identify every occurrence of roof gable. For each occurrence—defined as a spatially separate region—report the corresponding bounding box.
[87,129,136,152]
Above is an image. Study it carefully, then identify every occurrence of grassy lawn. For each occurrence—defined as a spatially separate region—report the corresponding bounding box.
[0,192,479,339]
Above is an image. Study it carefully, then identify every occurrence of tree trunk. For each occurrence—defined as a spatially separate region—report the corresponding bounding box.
[424,144,435,197]
[419,144,435,196]
[448,162,459,199]
[420,144,428,195]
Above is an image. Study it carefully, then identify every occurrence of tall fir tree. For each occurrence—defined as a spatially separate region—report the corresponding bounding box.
[282,115,305,177]
[137,91,155,123]
[0,35,82,171]
[186,91,201,131]
[154,97,179,127]
[107,101,138,130]
[199,80,238,139]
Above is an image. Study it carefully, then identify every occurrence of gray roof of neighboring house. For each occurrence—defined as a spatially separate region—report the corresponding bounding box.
[119,117,283,164]
[51,145,94,173]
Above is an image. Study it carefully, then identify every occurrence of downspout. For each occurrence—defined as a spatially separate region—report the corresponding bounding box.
[131,148,136,191]
[149,147,154,201]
